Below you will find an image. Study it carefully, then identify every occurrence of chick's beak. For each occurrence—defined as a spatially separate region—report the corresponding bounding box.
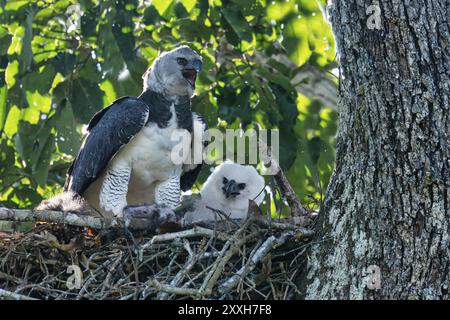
[222,179,240,198]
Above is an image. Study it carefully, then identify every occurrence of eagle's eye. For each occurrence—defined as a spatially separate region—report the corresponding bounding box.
[177,57,188,66]
[238,183,246,190]
[223,177,228,184]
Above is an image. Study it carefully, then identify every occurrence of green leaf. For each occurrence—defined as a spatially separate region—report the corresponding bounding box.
[81,6,100,38]
[22,64,56,94]
[221,6,253,43]
[79,59,102,83]
[19,9,33,73]
[174,2,189,18]
[112,8,136,63]
[0,27,12,55]
[52,53,77,77]
[232,0,264,17]
[0,138,16,177]
[3,105,20,137]
[13,121,39,167]
[33,132,55,186]
[0,85,7,131]
[142,6,162,25]
[180,0,196,13]
[283,18,311,66]
[152,0,174,18]
[24,91,51,123]
[69,78,104,123]
[55,100,81,156]
[307,136,322,164]
[256,66,295,94]
[279,127,298,169]
[5,60,18,88]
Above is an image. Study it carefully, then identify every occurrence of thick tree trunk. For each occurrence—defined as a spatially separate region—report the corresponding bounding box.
[302,0,450,299]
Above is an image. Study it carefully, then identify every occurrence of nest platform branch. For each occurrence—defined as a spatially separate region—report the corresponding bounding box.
[0,206,313,300]
[0,208,115,229]
[0,208,171,231]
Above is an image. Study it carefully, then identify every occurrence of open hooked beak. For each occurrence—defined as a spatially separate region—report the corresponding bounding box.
[182,69,197,88]
[182,59,202,88]
[222,179,240,199]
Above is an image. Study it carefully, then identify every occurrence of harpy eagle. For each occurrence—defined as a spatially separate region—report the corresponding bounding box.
[181,161,266,225]
[39,46,207,218]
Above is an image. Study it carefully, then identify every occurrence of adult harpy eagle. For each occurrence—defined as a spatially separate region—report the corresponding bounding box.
[39,46,207,218]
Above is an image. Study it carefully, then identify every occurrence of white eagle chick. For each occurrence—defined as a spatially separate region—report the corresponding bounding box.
[182,161,265,224]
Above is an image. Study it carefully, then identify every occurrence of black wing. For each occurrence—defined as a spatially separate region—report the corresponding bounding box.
[180,113,208,191]
[64,97,149,194]
[180,165,203,191]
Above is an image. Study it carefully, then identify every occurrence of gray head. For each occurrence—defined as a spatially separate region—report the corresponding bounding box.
[143,45,203,99]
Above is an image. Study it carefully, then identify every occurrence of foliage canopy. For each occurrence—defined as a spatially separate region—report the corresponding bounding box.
[0,0,337,211]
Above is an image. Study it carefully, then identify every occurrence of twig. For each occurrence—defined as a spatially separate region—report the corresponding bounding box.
[146,226,227,246]
[218,232,292,295]
[151,279,200,296]
[198,219,263,297]
[0,288,39,300]
[253,218,314,236]
[205,206,241,228]
[258,137,307,216]
[0,207,312,300]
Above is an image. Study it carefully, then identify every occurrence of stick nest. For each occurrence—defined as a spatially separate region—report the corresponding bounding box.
[0,217,313,300]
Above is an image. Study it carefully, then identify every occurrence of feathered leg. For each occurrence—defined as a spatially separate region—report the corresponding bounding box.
[155,175,181,209]
[99,166,131,217]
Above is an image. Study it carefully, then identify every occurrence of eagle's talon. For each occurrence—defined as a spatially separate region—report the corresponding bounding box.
[100,202,126,218]
[122,204,181,232]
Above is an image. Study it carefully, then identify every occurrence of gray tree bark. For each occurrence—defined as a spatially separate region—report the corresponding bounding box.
[302,0,450,299]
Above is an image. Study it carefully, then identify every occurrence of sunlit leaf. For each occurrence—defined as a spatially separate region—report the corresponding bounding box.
[5,60,18,88]
[152,0,174,16]
[180,0,196,12]
[0,85,7,131]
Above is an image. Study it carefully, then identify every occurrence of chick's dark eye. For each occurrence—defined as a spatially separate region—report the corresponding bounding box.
[238,183,246,190]
[223,177,228,184]
[177,57,188,66]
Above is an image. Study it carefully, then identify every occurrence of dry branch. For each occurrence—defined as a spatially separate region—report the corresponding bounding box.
[151,279,200,296]
[218,231,292,295]
[0,207,179,232]
[258,136,307,217]
[0,207,313,300]
[147,226,227,245]
[0,208,115,229]
[0,288,39,300]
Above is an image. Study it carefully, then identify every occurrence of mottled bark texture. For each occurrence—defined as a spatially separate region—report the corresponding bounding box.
[302,0,450,299]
